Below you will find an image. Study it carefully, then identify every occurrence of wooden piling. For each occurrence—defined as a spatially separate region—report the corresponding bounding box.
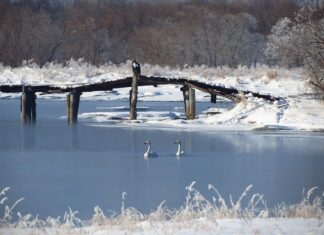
[67,93,71,123]
[21,86,37,124]
[181,85,189,117]
[181,85,196,120]
[188,87,196,119]
[67,90,81,125]
[130,60,140,120]
[21,86,27,123]
[31,92,36,123]
[129,89,132,108]
[211,94,217,103]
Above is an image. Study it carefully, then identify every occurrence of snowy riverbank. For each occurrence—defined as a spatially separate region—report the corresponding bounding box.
[1,219,323,235]
[1,60,324,131]
[1,183,323,235]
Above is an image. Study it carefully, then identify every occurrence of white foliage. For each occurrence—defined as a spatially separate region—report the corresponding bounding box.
[266,0,324,97]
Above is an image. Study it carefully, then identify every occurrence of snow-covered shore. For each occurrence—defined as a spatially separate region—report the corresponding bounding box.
[1,218,323,235]
[1,60,324,131]
[1,183,323,235]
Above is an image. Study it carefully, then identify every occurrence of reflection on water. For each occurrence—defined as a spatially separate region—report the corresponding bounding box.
[20,126,36,151]
[0,99,323,220]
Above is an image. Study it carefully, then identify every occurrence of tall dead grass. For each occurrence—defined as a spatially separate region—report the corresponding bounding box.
[1,182,323,232]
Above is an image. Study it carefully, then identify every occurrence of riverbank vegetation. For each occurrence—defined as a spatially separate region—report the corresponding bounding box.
[1,183,323,234]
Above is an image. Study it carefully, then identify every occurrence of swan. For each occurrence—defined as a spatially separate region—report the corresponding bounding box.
[144,140,158,158]
[174,139,184,157]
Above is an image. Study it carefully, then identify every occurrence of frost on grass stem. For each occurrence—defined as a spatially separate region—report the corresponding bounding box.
[0,187,10,206]
[62,207,83,228]
[0,187,25,226]
[121,192,127,216]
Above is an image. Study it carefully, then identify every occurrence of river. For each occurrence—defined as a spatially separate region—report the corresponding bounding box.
[0,99,323,219]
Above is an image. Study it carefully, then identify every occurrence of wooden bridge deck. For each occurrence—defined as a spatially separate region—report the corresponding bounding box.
[0,75,279,102]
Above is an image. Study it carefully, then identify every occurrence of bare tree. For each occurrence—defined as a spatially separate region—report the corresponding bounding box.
[0,0,302,68]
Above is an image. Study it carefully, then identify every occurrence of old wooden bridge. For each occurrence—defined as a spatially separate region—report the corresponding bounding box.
[0,62,279,124]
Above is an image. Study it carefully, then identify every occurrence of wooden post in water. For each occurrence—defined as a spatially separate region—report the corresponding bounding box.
[130,60,140,120]
[181,85,189,117]
[67,90,81,125]
[129,89,132,108]
[188,87,196,119]
[21,85,37,124]
[181,85,196,120]
[67,93,71,123]
[21,86,27,123]
[211,94,217,103]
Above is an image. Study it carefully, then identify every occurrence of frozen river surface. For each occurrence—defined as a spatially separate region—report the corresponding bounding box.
[0,99,323,220]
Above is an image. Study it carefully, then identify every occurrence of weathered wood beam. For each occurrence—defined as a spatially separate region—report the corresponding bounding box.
[184,81,240,102]
[67,93,70,123]
[181,85,196,120]
[181,85,189,118]
[211,94,217,103]
[67,90,81,125]
[21,87,27,123]
[1,85,63,93]
[188,87,196,120]
[21,86,36,124]
[130,60,140,120]
[0,76,281,102]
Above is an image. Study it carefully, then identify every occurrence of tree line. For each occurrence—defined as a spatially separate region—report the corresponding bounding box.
[0,0,300,68]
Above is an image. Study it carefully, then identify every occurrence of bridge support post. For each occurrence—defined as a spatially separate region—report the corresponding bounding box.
[130,60,140,120]
[188,87,196,120]
[181,85,196,120]
[211,94,217,103]
[67,90,81,125]
[21,85,36,124]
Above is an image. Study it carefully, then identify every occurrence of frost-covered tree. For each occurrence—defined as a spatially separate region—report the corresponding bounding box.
[266,0,324,98]
[266,17,301,67]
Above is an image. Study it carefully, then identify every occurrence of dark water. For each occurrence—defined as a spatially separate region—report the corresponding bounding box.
[0,99,323,220]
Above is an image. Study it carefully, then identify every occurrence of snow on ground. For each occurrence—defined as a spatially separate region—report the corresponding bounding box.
[1,60,324,131]
[1,184,323,235]
[1,218,323,235]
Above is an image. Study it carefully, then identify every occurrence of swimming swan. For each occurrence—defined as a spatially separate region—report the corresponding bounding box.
[174,139,184,157]
[144,140,158,158]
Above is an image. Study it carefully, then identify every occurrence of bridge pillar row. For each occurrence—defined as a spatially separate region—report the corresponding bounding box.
[21,85,37,124]
[67,90,82,125]
[181,85,196,120]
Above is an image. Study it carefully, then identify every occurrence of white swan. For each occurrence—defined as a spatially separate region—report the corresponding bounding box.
[144,140,158,158]
[175,139,184,157]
